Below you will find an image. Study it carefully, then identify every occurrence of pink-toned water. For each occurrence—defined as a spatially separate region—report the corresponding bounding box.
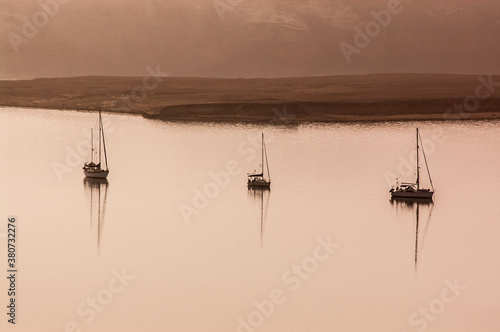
[0,107,498,332]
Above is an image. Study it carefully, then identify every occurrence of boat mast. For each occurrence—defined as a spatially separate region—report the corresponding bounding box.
[263,133,271,180]
[98,109,102,166]
[261,133,264,176]
[99,109,109,170]
[419,132,434,191]
[416,128,420,189]
[90,129,94,163]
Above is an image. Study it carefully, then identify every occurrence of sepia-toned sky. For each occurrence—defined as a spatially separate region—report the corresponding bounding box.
[1,0,499,79]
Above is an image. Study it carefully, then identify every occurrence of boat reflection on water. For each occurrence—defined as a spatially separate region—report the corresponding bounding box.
[390,197,434,272]
[247,187,271,246]
[83,178,109,256]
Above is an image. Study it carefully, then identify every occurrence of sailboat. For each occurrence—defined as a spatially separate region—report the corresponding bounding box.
[247,133,271,188]
[390,128,434,199]
[83,108,109,179]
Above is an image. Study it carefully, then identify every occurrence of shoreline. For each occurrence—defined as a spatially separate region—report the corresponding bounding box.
[0,105,144,117]
[2,103,500,124]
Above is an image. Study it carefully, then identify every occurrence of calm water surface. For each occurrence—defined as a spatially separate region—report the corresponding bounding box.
[0,107,499,331]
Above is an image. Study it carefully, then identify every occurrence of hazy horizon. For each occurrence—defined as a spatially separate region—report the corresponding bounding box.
[4,72,500,82]
[1,0,499,79]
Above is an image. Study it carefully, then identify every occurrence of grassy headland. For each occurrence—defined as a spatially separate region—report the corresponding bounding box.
[1,74,499,123]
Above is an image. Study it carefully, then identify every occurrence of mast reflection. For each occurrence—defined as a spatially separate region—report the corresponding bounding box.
[247,187,270,246]
[390,197,434,272]
[84,178,109,256]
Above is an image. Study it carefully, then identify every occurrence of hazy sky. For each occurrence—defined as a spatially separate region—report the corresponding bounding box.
[1,0,499,79]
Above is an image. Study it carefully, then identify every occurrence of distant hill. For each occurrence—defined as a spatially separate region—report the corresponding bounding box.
[1,73,500,123]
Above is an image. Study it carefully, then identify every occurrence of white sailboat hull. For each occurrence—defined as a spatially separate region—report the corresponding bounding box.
[391,189,433,199]
[83,168,109,179]
[247,179,271,188]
